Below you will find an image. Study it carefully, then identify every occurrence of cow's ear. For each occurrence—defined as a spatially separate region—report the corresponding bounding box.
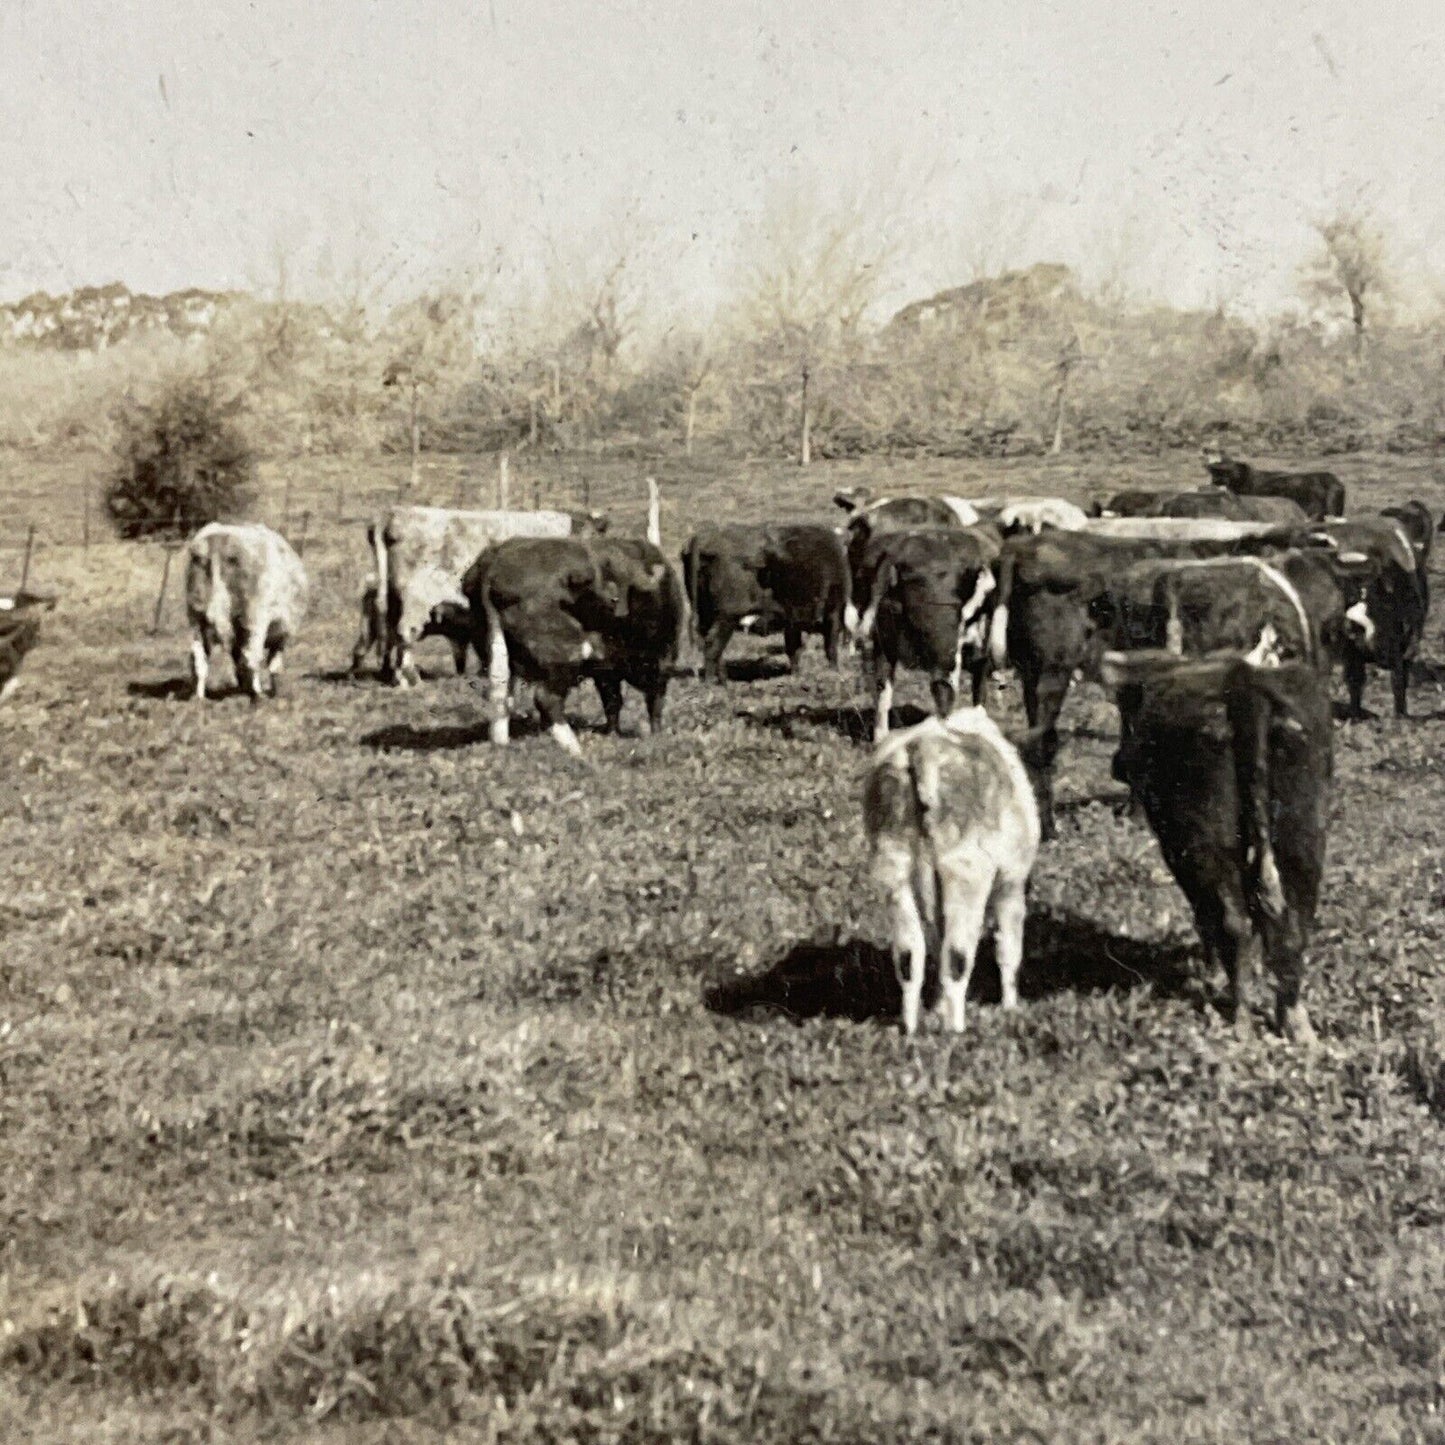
[833,487,869,513]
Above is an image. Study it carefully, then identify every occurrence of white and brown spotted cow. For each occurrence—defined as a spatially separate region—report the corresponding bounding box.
[358,505,608,686]
[185,523,308,701]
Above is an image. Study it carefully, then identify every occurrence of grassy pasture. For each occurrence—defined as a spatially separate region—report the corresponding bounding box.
[3,446,1445,1442]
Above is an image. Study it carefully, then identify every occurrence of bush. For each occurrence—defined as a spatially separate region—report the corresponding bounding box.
[105,377,257,540]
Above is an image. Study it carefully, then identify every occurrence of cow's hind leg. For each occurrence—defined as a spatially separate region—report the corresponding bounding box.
[594,675,625,735]
[888,870,930,1037]
[1343,651,1368,721]
[703,617,737,684]
[783,621,804,673]
[938,856,990,1034]
[992,875,1028,1010]
[190,633,211,700]
[450,638,470,676]
[1201,890,1259,1033]
[929,676,957,719]
[264,624,288,698]
[1391,658,1409,718]
[534,681,582,757]
[872,651,896,741]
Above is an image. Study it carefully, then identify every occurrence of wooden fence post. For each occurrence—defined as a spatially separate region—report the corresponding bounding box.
[646,477,661,546]
[498,452,510,509]
[151,544,177,635]
[82,477,91,550]
[532,473,541,510]
[18,523,36,591]
[281,476,294,536]
[799,360,812,468]
[335,478,345,525]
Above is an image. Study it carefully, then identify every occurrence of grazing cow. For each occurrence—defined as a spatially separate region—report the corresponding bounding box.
[0,590,57,702]
[1102,652,1332,1043]
[1284,517,1426,718]
[681,523,854,683]
[185,523,308,701]
[463,534,686,756]
[854,527,1001,738]
[1203,451,1346,521]
[863,708,1042,1035]
[363,505,608,686]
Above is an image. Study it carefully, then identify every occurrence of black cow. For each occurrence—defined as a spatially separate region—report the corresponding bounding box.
[681,523,853,683]
[462,535,686,755]
[0,590,57,701]
[1380,501,1434,611]
[834,489,983,582]
[1285,517,1426,718]
[1103,652,1332,1043]
[853,527,1001,738]
[1203,451,1346,521]
[986,528,1263,830]
[1098,548,1371,675]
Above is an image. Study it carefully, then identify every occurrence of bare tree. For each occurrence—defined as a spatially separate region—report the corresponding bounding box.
[382,289,479,488]
[1301,204,1391,355]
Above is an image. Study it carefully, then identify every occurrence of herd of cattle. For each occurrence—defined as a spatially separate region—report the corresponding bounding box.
[3,448,1437,1044]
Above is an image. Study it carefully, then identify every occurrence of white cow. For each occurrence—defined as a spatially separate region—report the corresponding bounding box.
[185,523,308,701]
[363,505,608,686]
[863,708,1040,1036]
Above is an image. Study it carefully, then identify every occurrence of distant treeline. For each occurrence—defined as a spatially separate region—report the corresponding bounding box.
[2,265,1441,460]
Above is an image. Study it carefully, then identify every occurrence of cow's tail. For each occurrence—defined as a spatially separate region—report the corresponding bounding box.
[204,539,230,641]
[987,549,1016,672]
[368,520,388,670]
[1229,666,1286,921]
[481,580,511,746]
[907,733,947,936]
[1162,574,1185,654]
[646,477,662,548]
[683,533,704,669]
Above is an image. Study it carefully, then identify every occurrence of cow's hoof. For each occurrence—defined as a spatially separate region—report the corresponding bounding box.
[1279,1003,1317,1047]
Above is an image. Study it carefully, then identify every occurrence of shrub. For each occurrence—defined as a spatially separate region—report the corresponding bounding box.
[105,376,257,540]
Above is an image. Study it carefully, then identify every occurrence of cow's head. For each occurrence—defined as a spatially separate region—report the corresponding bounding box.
[569,509,611,536]
[833,486,872,516]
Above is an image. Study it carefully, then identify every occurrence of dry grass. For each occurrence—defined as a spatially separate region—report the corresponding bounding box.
[3,447,1445,1441]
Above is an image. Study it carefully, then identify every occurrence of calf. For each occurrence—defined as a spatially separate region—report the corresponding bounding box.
[1102,652,1331,1042]
[351,571,471,679]
[185,523,308,701]
[681,523,853,683]
[0,590,57,702]
[854,527,1000,738]
[365,505,607,686]
[1203,451,1346,521]
[863,708,1041,1035]
[463,534,686,756]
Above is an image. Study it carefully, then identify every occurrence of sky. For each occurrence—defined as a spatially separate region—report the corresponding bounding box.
[2,0,1442,324]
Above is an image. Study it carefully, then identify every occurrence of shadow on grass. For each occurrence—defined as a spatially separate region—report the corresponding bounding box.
[127,677,196,701]
[740,701,930,745]
[720,654,793,683]
[704,908,1197,1025]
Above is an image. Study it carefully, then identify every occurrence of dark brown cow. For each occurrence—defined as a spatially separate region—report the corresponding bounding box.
[1103,652,1332,1043]
[463,535,686,755]
[853,527,1001,738]
[1203,451,1346,521]
[681,523,853,683]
